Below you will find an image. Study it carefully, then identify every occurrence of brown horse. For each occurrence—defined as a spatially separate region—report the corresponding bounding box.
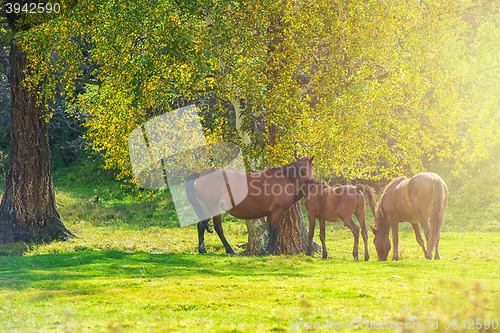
[304,180,377,261]
[371,172,448,261]
[184,157,314,255]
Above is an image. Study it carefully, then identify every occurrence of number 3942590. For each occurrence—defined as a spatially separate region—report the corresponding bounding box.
[444,319,498,330]
[4,2,61,14]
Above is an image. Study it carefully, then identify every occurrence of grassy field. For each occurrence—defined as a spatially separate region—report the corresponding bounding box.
[0,155,500,332]
[0,230,499,332]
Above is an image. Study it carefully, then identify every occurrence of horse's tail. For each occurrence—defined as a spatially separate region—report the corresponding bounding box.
[427,178,447,258]
[184,173,213,233]
[356,184,377,217]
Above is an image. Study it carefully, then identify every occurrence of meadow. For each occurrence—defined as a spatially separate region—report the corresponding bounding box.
[0,155,500,332]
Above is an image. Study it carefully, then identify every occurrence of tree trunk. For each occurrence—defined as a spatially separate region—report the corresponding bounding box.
[245,201,320,256]
[0,42,75,244]
[242,5,321,256]
[245,218,269,256]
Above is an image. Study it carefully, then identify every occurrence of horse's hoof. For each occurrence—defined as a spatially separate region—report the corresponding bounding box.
[364,256,370,261]
[198,249,207,254]
[229,252,239,256]
[392,257,399,261]
[354,257,359,262]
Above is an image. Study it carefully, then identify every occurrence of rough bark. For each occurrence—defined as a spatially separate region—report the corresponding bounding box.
[245,201,320,256]
[0,42,75,244]
[245,217,269,256]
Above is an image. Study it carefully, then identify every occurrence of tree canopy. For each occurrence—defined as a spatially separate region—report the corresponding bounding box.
[23,0,500,182]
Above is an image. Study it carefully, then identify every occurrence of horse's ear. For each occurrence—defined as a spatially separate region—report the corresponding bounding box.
[310,156,315,163]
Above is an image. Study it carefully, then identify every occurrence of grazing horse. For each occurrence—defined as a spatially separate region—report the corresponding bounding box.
[371,172,448,261]
[304,180,377,261]
[184,157,314,255]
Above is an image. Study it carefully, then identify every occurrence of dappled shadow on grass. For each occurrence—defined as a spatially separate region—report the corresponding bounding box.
[4,250,497,295]
[0,251,318,292]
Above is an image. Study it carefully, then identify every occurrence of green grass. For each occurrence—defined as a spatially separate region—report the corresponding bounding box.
[1,237,499,332]
[1,151,500,332]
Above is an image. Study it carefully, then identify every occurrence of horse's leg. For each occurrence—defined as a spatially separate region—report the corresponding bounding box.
[266,210,284,255]
[213,214,237,255]
[306,212,317,257]
[434,235,441,260]
[341,217,360,262]
[390,219,400,261]
[416,212,432,259]
[319,219,327,259]
[197,221,207,254]
[354,210,369,261]
[411,223,427,257]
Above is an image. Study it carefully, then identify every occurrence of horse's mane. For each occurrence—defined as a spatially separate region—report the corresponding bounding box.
[373,176,407,230]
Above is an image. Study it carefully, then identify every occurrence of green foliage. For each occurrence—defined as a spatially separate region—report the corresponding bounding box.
[21,0,500,182]
[306,0,500,180]
[21,0,211,178]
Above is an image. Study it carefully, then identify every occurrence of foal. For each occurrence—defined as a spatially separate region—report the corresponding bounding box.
[304,180,376,261]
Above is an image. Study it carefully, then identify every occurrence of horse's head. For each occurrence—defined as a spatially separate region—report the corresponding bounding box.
[371,223,390,261]
[295,156,314,180]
